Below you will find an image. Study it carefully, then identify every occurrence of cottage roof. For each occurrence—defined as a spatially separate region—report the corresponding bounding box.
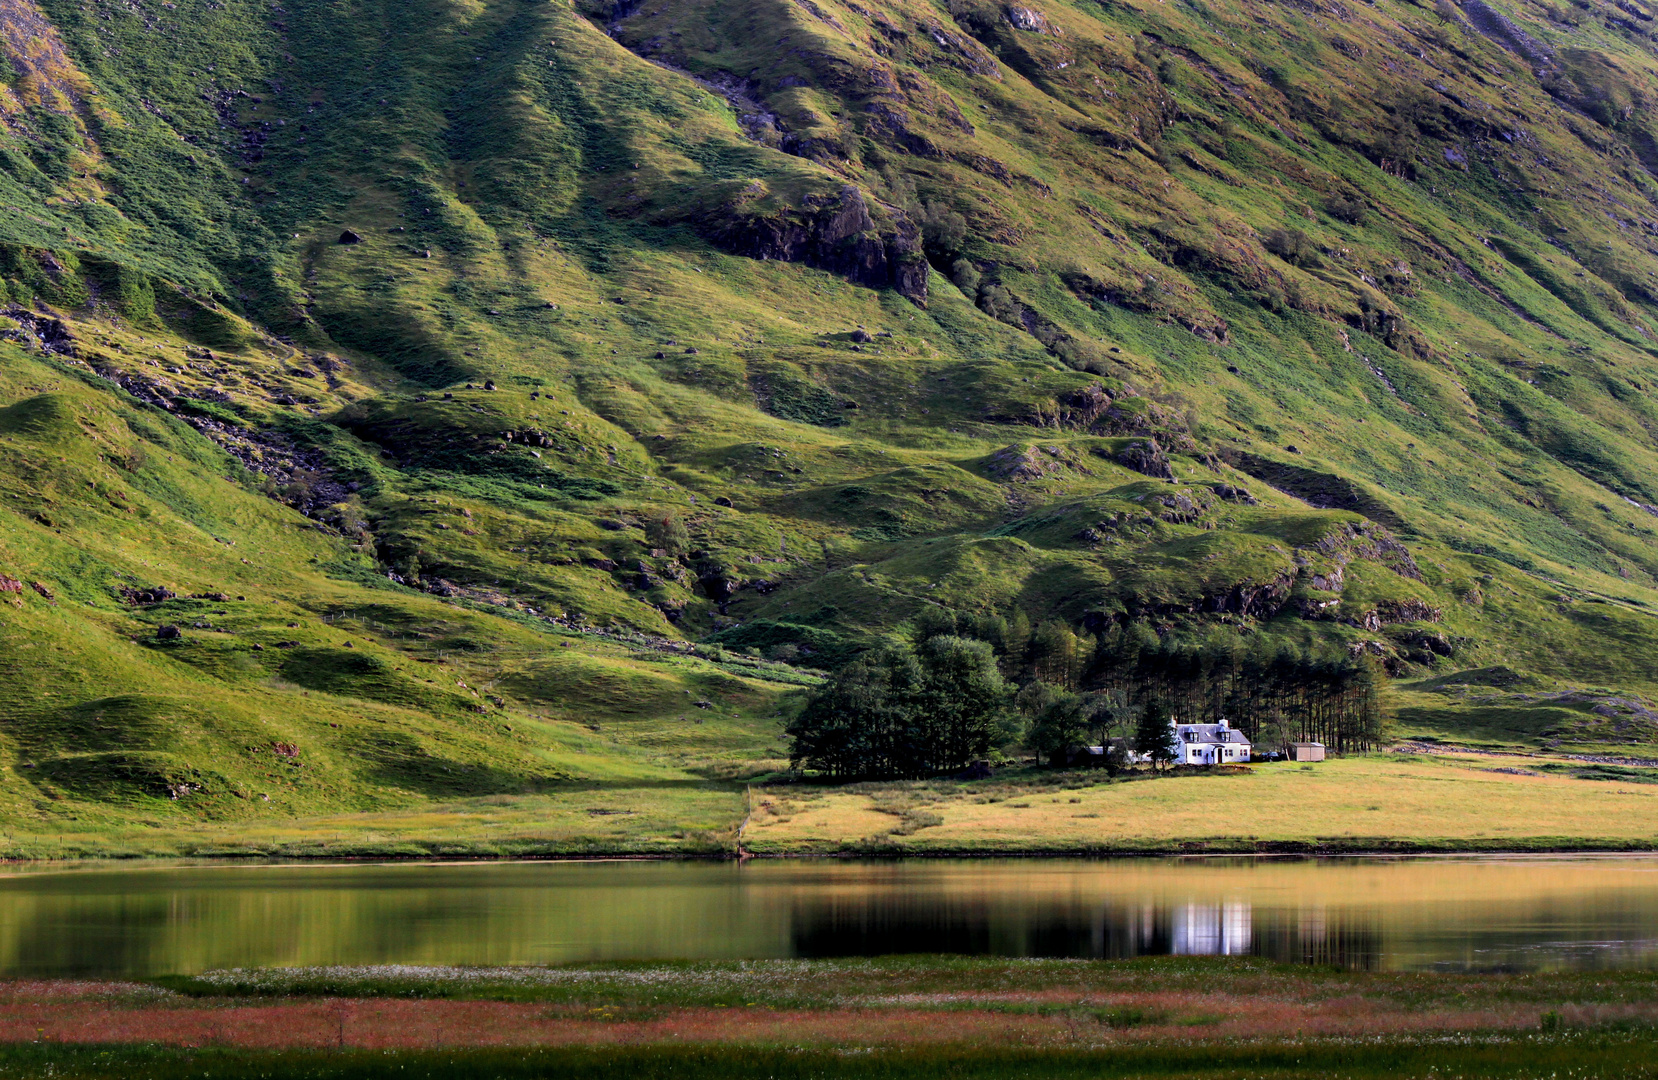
[1174,722,1251,745]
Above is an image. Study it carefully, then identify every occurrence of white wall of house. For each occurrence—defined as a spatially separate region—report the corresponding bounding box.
[1174,718,1251,764]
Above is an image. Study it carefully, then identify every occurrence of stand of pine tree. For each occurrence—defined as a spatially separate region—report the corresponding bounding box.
[1088,631,1386,755]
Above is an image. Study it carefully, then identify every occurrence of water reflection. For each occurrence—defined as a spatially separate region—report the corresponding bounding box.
[788,882,1381,967]
[1170,902,1251,957]
[1,857,1657,976]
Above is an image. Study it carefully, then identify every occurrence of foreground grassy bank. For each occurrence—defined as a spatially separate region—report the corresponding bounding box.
[1,751,1656,857]
[7,957,1658,1076]
[3,1039,1654,1080]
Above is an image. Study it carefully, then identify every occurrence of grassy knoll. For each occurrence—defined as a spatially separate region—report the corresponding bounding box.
[744,754,1658,854]
[6,957,1658,1075]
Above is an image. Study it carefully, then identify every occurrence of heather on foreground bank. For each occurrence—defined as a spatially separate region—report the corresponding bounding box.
[3,957,1658,1078]
[2,1039,1656,1080]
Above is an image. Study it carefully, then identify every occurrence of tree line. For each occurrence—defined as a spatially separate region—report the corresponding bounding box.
[786,610,1386,779]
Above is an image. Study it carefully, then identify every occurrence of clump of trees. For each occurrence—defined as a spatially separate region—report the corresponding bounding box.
[785,608,1385,780]
[786,635,1014,779]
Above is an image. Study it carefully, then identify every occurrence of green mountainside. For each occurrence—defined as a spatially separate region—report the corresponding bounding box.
[4,0,1658,845]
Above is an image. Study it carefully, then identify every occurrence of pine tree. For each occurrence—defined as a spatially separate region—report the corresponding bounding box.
[1134,699,1180,772]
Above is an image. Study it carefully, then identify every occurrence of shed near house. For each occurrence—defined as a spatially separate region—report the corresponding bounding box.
[1290,742,1326,762]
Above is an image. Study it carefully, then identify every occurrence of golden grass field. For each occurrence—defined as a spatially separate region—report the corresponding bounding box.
[2,750,1654,858]
[744,753,1658,853]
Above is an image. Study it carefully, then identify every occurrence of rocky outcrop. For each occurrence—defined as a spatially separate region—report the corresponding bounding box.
[1005,6,1049,32]
[1,308,76,356]
[1115,438,1174,480]
[707,186,928,304]
[1458,0,1554,72]
[1307,521,1422,582]
[1212,484,1257,505]
[1368,598,1443,627]
[1149,490,1205,523]
[1056,383,1113,427]
[987,443,1068,481]
[1125,571,1296,621]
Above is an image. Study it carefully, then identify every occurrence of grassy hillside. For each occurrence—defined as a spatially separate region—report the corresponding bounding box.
[4,0,1658,841]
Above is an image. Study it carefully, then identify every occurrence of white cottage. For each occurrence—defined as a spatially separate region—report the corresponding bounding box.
[1173,717,1251,765]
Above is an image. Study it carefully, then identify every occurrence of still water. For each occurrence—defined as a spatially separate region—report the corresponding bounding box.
[5,856,1658,977]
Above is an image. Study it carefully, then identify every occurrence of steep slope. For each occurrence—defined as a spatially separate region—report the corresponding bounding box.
[5,0,1658,825]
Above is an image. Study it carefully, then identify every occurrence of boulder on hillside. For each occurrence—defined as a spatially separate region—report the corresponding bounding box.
[338,229,362,244]
[121,585,176,605]
[156,624,182,640]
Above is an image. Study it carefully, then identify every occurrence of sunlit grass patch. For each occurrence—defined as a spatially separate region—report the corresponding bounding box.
[745,756,1658,853]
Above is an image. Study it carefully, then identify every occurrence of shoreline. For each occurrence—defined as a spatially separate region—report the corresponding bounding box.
[1,838,1657,865]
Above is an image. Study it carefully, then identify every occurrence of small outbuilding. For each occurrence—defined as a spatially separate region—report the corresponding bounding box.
[1290,742,1326,762]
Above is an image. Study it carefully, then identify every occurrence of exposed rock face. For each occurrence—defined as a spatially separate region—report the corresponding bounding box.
[1370,598,1443,626]
[1395,628,1454,658]
[184,416,351,518]
[1125,571,1296,621]
[699,573,736,614]
[1150,490,1204,523]
[1458,0,1554,71]
[1,308,76,356]
[987,444,1066,481]
[1307,521,1422,582]
[1115,438,1174,480]
[1057,383,1112,427]
[1005,6,1049,32]
[708,186,928,305]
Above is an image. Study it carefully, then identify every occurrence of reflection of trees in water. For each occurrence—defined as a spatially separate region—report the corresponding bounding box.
[789,897,1379,968]
[1253,907,1381,970]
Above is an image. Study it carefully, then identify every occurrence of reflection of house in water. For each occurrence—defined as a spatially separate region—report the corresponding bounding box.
[787,893,1380,967]
[1171,902,1253,955]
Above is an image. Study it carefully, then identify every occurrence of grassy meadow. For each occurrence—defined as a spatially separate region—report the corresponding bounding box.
[745,752,1658,854]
